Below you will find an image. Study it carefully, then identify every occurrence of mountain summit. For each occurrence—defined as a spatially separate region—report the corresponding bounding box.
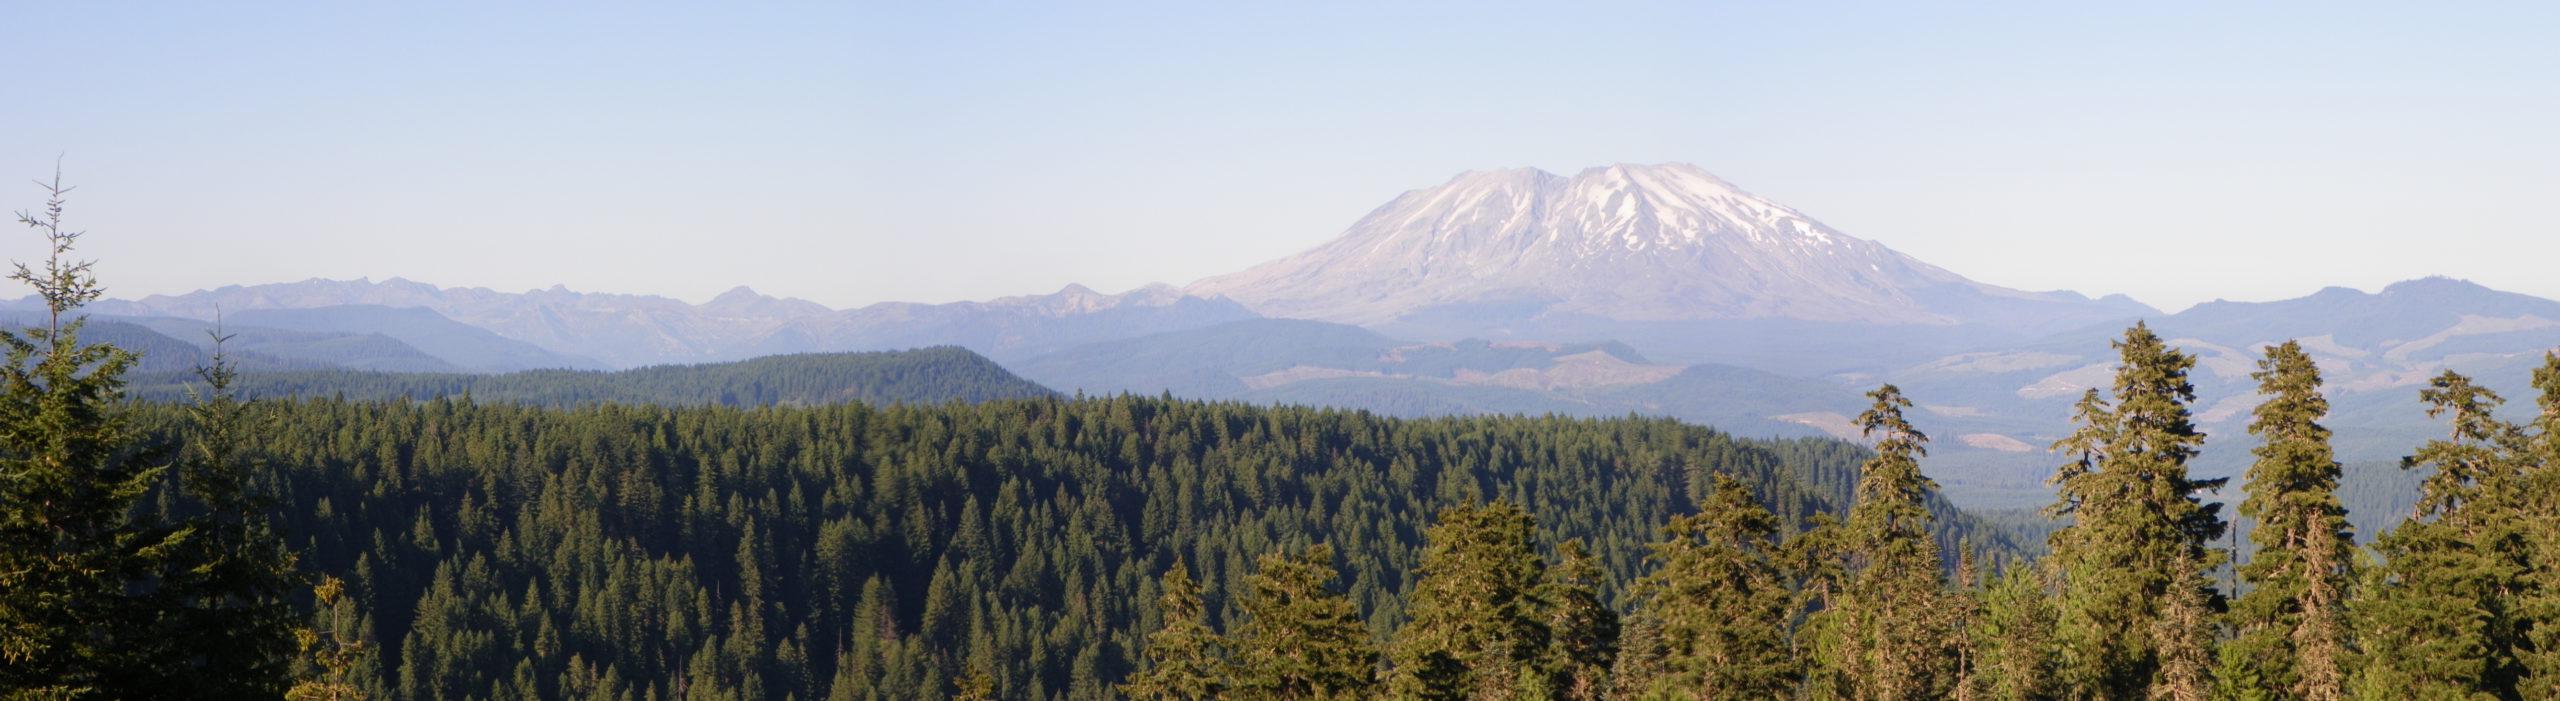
[1190,163,2148,329]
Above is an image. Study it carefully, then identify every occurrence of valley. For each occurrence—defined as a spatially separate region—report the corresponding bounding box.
[59,165,2559,515]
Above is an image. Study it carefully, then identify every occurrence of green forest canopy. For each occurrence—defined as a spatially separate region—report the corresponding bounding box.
[164,394,2011,699]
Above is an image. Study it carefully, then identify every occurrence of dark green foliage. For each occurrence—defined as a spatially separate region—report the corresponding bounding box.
[130,346,1057,408]
[1777,511,1850,697]
[2352,371,2534,698]
[1123,561,1226,700]
[2225,341,2355,701]
[38,300,2560,699]
[1832,384,1957,700]
[1547,539,1619,701]
[286,576,371,701]
[2045,323,2229,699]
[1387,501,1552,700]
[23,162,2560,701]
[1610,476,1799,699]
[117,391,1917,699]
[2520,354,2560,699]
[1963,563,2060,700]
[1231,544,1378,699]
[0,173,177,697]
[147,333,304,698]
[0,173,297,699]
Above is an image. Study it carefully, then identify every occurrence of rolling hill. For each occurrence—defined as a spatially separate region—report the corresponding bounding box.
[132,346,1056,408]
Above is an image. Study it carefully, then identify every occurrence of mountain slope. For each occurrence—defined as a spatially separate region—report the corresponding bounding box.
[225,305,602,372]
[1189,163,2150,330]
[755,284,1261,363]
[1014,317,1866,439]
[80,279,1256,368]
[133,346,1055,408]
[85,278,833,368]
[1860,277,2560,507]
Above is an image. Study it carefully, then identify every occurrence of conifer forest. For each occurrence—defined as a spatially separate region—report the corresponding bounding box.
[9,189,2560,701]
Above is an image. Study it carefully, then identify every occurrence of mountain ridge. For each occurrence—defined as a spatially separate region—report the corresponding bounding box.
[57,278,1253,368]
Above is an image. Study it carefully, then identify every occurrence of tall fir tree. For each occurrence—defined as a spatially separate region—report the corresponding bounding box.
[1123,560,1228,701]
[1546,538,1619,701]
[2520,353,2560,698]
[2222,340,2355,701]
[1833,384,1956,700]
[1964,563,2060,701]
[2045,323,2229,699]
[0,170,184,698]
[1780,512,1850,699]
[1231,544,1378,700]
[143,326,302,698]
[1387,500,1552,701]
[2353,371,2530,698]
[1948,544,1983,701]
[1610,475,1797,700]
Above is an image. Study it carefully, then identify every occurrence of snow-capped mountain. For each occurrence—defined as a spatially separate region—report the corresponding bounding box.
[1189,163,2150,329]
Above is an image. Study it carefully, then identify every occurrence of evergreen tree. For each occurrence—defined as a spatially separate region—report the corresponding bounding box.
[1780,512,1850,699]
[1546,539,1619,701]
[2353,371,2529,698]
[1965,564,2059,701]
[953,663,997,701]
[0,171,184,698]
[1387,500,1551,701]
[1231,544,1378,700]
[1949,544,1983,701]
[0,283,2056,701]
[2520,353,2560,699]
[1834,384,1955,700]
[1123,560,1228,701]
[2045,323,2229,699]
[2152,548,2219,701]
[1611,475,1797,699]
[148,326,304,698]
[287,576,370,701]
[2223,341,2354,701]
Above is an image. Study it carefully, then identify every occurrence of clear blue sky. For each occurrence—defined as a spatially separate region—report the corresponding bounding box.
[7,2,2556,311]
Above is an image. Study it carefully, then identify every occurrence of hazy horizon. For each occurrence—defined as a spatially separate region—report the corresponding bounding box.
[9,3,2557,312]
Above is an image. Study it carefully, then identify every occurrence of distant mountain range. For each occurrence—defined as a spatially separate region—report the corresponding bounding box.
[127,347,1056,408]
[62,279,1251,369]
[35,163,2558,510]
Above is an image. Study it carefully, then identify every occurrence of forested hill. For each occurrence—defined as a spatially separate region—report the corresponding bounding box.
[188,395,2015,699]
[131,346,1058,408]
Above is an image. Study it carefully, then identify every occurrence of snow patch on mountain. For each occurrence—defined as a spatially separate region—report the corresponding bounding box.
[1189,163,2149,328]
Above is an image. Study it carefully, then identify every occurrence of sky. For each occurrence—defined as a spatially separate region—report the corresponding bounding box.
[5,2,2557,313]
